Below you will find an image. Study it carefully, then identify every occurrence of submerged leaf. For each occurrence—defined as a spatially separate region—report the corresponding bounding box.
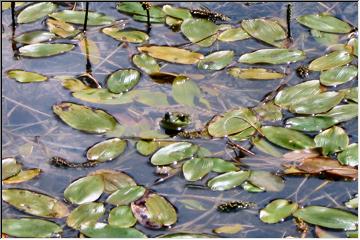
[297,13,352,33]
[7,69,47,83]
[49,10,114,25]
[259,199,298,223]
[89,169,136,194]
[138,46,204,64]
[181,18,219,47]
[19,43,75,58]
[172,76,205,107]
[109,205,137,228]
[66,203,105,230]
[309,51,353,71]
[213,224,244,234]
[17,2,57,24]
[14,31,55,44]
[103,28,149,43]
[64,175,104,204]
[251,137,282,157]
[207,171,250,191]
[314,126,349,155]
[248,171,284,192]
[107,69,141,94]
[253,101,283,121]
[198,51,234,71]
[311,29,340,46]
[320,65,357,86]
[178,199,207,211]
[86,138,127,162]
[150,142,198,166]
[72,88,134,104]
[228,68,284,80]
[239,49,306,64]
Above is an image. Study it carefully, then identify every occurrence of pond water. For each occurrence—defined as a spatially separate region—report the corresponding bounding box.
[1,1,358,238]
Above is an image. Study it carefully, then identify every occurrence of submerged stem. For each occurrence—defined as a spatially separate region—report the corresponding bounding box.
[83,1,89,32]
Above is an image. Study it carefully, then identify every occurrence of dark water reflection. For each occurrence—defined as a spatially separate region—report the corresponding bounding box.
[2,1,358,238]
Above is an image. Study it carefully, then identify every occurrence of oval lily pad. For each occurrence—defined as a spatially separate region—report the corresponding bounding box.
[116,2,165,23]
[241,181,265,193]
[66,203,105,230]
[136,140,163,156]
[145,193,177,227]
[207,171,250,191]
[296,13,352,33]
[248,171,285,192]
[345,195,358,209]
[337,143,358,167]
[150,142,198,166]
[107,69,141,94]
[103,28,149,43]
[311,29,340,46]
[132,53,160,74]
[2,189,69,218]
[49,10,114,25]
[109,205,137,228]
[251,137,282,157]
[107,186,146,206]
[340,87,358,103]
[183,158,214,181]
[259,199,298,224]
[2,218,62,238]
[72,88,134,104]
[6,69,48,83]
[138,46,204,64]
[14,31,56,44]
[239,49,306,64]
[314,126,349,155]
[162,5,192,20]
[198,50,234,71]
[17,2,57,24]
[320,65,357,86]
[53,102,117,133]
[293,206,357,230]
[172,76,206,107]
[210,158,239,173]
[261,126,315,150]
[19,43,75,58]
[2,157,22,180]
[181,18,219,47]
[86,138,127,162]
[47,18,80,38]
[286,116,336,132]
[317,104,358,123]
[218,27,250,42]
[64,175,105,204]
[228,68,284,80]
[3,169,41,184]
[80,223,146,238]
[309,50,353,71]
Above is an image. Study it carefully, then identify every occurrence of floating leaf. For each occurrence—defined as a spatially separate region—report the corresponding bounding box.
[2,189,69,218]
[2,157,22,180]
[241,181,265,193]
[61,78,90,92]
[228,127,256,142]
[80,223,146,238]
[162,5,192,20]
[79,37,101,65]
[347,38,358,56]
[297,14,352,33]
[19,43,75,58]
[132,53,160,74]
[181,18,219,47]
[239,49,306,64]
[259,199,298,224]
[151,142,198,166]
[103,28,149,43]
[172,76,206,107]
[89,169,136,194]
[53,102,117,133]
[66,203,105,230]
[159,232,214,238]
[2,218,62,238]
[183,158,214,181]
[340,87,358,103]
[109,206,137,228]
[248,171,284,192]
[311,29,340,46]
[64,175,104,204]
[2,2,25,10]
[207,171,250,191]
[178,199,206,211]
[136,140,163,156]
[228,67,284,80]
[14,31,55,44]
[251,137,282,157]
[117,2,165,23]
[145,194,177,227]
[198,51,234,71]
[309,51,353,71]
[317,104,358,123]
[138,46,204,64]
[218,27,250,42]
[314,126,349,155]
[286,116,336,132]
[3,169,41,184]
[72,88,134,104]
[253,101,283,121]
[337,143,358,167]
[107,186,146,206]
[6,69,48,83]
[262,126,315,150]
[49,10,114,25]
[17,2,57,24]
[86,138,127,162]
[47,18,80,38]
[132,89,170,107]
[293,206,357,230]
[107,69,140,94]
[213,224,244,234]
[211,158,239,173]
[345,195,358,209]
[241,18,287,47]
[320,65,357,86]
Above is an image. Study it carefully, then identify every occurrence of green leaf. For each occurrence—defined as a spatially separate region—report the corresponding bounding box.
[241,19,287,47]
[198,51,234,71]
[2,189,69,218]
[49,10,114,25]
[311,29,340,46]
[162,5,192,20]
[218,27,250,42]
[213,224,244,234]
[107,186,146,206]
[178,199,206,211]
[181,18,219,47]
[64,175,104,204]
[314,126,349,155]
[320,65,357,86]
[14,31,56,44]
[136,140,162,156]
[241,181,265,193]
[228,127,256,142]
[253,101,283,121]
[132,89,170,107]
[72,88,134,104]
[262,126,315,150]
[2,218,62,238]
[2,157,22,180]
[6,69,47,83]
[159,232,214,238]
[239,49,306,64]
[66,203,105,230]
[172,76,205,107]
[3,169,41,184]
[103,28,149,43]
[86,138,127,162]
[340,87,358,103]
[210,158,239,173]
[19,43,75,58]
[138,45,204,64]
[309,51,353,71]
[286,116,336,132]
[132,53,160,74]
[207,171,250,191]
[145,194,177,226]
[259,199,298,224]
[297,13,352,33]
[347,38,358,56]
[47,18,80,38]
[53,102,117,133]
[317,104,358,123]
[17,2,57,24]
[345,195,358,209]
[107,69,141,94]
[116,2,165,22]
[251,137,283,157]
[109,205,137,228]
[293,206,357,230]
[80,223,147,238]
[248,171,285,192]
[228,67,285,80]
[183,158,214,181]
[150,142,198,166]
[337,143,358,167]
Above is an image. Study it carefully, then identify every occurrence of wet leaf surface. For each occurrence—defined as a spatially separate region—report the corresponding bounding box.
[103,28,149,43]
[259,199,298,223]
[198,50,234,71]
[19,43,75,58]
[337,143,358,167]
[86,138,127,162]
[107,186,146,205]
[239,49,306,64]
[14,30,56,44]
[181,18,219,47]
[151,142,198,166]
[2,169,41,184]
[17,2,57,24]
[320,65,357,86]
[2,158,22,180]
[207,171,250,191]
[248,171,285,192]
[80,223,147,238]
[183,157,214,181]
[213,224,244,234]
[64,175,105,204]
[89,169,136,194]
[228,67,284,80]
[314,126,349,155]
[162,5,192,20]
[138,46,204,64]
[309,50,353,71]
[132,53,160,74]
[144,193,177,227]
[106,69,140,94]
[317,104,358,123]
[66,202,105,230]
[218,27,250,42]
[49,10,114,25]
[47,18,80,38]
[117,2,165,22]
[108,205,137,228]
[297,13,352,33]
